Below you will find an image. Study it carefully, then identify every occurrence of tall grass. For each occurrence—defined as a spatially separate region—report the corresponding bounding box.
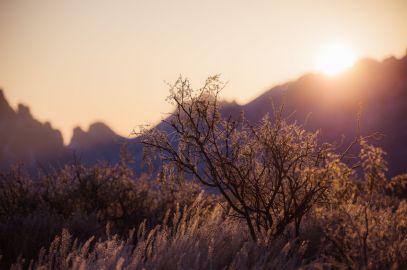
[1,153,406,269]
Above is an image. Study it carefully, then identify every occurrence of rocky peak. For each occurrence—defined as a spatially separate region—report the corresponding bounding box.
[17,104,32,119]
[0,89,15,118]
[69,122,122,150]
[88,122,118,138]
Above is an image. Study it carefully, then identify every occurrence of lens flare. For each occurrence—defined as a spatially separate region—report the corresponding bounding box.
[315,42,356,75]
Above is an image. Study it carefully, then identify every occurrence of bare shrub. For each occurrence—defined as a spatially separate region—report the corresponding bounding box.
[0,156,202,268]
[4,76,407,270]
[140,75,335,241]
[317,141,407,269]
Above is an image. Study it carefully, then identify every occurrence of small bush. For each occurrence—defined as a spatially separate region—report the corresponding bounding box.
[0,158,203,268]
[2,76,407,270]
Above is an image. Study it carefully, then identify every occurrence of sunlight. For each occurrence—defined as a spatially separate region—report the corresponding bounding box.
[315,42,356,75]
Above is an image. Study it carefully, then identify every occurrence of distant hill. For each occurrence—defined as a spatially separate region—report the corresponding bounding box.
[0,53,406,176]
[234,55,407,176]
[0,90,67,170]
[219,55,407,176]
[68,122,126,164]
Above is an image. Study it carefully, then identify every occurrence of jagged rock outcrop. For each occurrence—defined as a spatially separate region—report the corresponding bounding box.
[0,90,67,170]
[0,53,406,175]
[68,122,125,164]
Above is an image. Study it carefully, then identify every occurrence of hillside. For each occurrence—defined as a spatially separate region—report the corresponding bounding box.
[0,90,67,170]
[0,53,406,175]
[223,55,407,176]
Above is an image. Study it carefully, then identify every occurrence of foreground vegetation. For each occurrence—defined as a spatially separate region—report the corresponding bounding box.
[1,76,407,269]
[1,154,406,269]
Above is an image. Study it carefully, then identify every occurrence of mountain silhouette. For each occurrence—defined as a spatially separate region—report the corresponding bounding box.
[69,122,126,164]
[0,90,67,170]
[0,52,406,176]
[221,54,407,176]
[226,56,406,126]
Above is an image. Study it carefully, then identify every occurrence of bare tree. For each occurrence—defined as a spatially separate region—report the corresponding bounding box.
[140,75,333,241]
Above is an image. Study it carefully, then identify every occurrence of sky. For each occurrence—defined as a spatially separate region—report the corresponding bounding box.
[0,0,406,144]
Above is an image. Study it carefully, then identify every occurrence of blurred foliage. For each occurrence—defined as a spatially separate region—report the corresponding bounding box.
[1,76,407,269]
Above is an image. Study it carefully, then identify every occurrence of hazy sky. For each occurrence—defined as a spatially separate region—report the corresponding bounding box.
[1,0,406,143]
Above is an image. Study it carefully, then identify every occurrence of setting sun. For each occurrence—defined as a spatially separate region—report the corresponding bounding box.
[0,1,407,267]
[315,42,357,75]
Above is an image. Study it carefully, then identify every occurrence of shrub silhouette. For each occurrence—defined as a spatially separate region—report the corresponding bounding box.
[316,140,407,269]
[0,156,202,268]
[141,75,337,241]
[1,76,406,269]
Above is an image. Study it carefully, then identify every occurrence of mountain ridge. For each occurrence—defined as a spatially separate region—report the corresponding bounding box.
[1,53,406,175]
[0,89,67,170]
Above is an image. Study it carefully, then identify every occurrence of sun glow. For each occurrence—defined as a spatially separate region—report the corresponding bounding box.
[315,42,356,75]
